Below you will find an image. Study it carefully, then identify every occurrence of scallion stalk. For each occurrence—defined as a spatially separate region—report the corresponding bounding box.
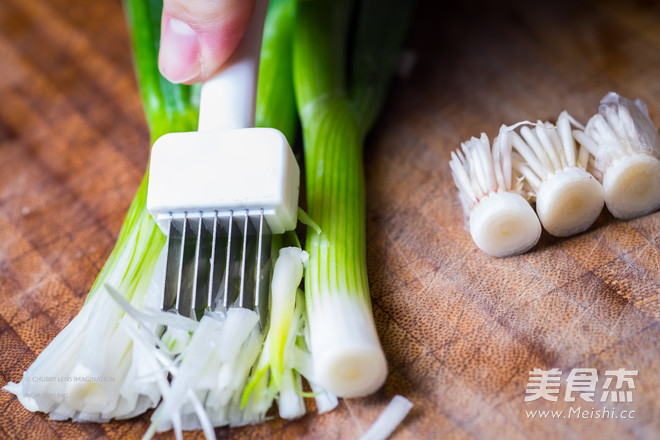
[255,0,298,142]
[293,0,413,398]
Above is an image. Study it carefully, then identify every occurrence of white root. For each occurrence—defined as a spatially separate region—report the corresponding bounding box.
[469,191,542,257]
[534,167,604,237]
[450,133,541,257]
[573,92,660,219]
[450,92,659,250]
[601,153,660,219]
[506,114,604,237]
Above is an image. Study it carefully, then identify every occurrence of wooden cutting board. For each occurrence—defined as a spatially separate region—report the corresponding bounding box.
[0,0,658,438]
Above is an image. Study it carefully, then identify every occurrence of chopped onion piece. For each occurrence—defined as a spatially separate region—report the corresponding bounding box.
[278,371,306,419]
[359,395,413,440]
[150,309,266,433]
[311,384,339,414]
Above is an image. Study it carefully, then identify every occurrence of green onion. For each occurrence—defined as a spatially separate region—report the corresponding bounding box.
[123,0,199,142]
[3,0,199,421]
[255,0,298,142]
[4,0,302,425]
[573,92,660,220]
[450,132,543,257]
[293,0,413,397]
[508,115,604,238]
[88,0,201,305]
[6,0,414,431]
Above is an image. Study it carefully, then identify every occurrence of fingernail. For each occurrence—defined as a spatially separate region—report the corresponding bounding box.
[159,16,201,83]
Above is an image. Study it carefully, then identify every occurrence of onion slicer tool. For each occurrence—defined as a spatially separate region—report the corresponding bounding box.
[146,0,299,322]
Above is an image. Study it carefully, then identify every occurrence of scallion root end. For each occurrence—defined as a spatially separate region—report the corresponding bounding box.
[469,191,542,257]
[535,167,604,237]
[602,153,660,220]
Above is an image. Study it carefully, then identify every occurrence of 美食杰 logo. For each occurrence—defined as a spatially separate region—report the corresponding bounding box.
[523,368,638,420]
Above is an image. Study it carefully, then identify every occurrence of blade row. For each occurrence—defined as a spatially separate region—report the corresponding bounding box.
[162,210,271,321]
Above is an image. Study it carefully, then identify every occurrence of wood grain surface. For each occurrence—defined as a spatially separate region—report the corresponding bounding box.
[1,0,659,439]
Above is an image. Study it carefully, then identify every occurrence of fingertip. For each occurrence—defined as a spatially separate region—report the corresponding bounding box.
[159,0,256,83]
[158,10,202,84]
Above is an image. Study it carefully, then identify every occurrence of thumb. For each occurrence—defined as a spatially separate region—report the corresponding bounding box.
[158,0,256,84]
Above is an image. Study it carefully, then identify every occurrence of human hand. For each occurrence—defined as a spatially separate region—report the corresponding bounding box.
[158,0,256,84]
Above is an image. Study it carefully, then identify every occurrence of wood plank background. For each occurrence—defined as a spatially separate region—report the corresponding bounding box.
[1,0,658,439]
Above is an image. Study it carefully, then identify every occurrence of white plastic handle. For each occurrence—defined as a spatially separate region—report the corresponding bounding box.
[197,0,270,132]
